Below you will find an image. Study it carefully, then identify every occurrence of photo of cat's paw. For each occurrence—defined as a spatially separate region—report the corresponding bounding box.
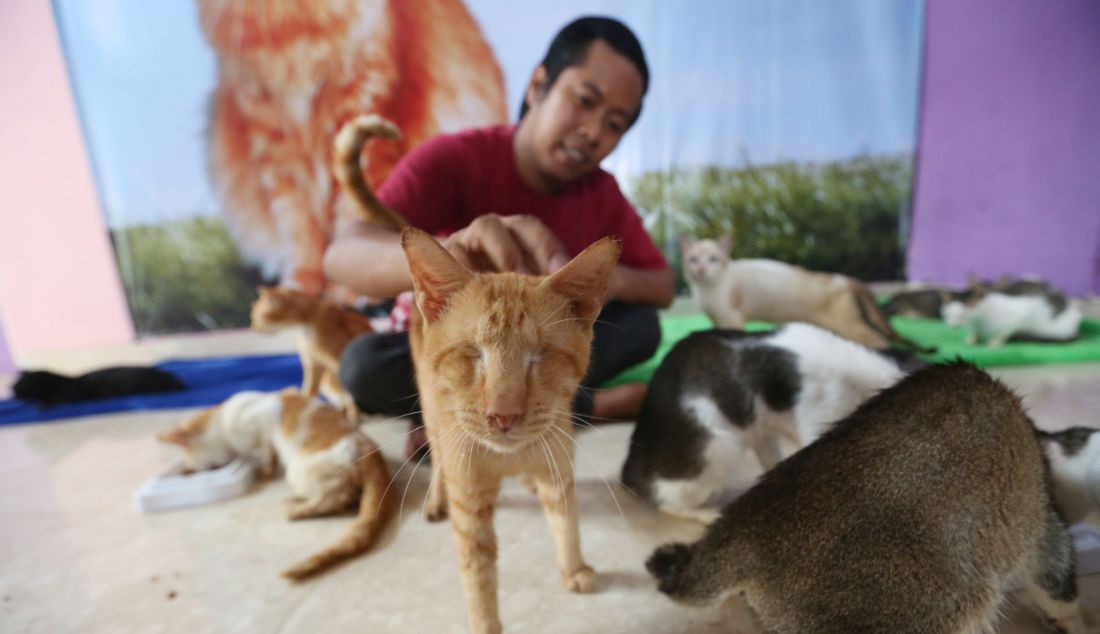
[562,565,598,593]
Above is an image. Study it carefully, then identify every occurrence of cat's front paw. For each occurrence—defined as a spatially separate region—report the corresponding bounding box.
[562,565,598,593]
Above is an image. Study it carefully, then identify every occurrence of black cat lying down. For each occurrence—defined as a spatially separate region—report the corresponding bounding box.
[13,367,185,407]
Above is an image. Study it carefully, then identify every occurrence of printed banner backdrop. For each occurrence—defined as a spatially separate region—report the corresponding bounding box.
[53,0,925,336]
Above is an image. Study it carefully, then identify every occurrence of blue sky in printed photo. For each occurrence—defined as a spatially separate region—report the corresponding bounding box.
[53,0,924,227]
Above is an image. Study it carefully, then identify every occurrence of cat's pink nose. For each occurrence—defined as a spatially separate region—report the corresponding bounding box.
[489,414,518,433]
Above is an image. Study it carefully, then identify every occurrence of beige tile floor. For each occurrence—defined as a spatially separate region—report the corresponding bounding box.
[1,326,1098,633]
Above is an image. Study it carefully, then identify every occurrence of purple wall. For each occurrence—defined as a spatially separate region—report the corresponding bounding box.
[907,0,1100,296]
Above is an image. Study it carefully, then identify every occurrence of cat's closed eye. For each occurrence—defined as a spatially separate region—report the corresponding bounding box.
[525,350,545,369]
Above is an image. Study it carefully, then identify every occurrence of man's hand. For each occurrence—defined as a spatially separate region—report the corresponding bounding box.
[442,214,569,275]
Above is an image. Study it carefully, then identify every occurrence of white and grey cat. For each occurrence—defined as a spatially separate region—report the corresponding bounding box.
[1041,427,1100,525]
[681,235,927,352]
[942,277,1082,346]
[159,389,393,580]
[646,362,1092,633]
[621,322,922,523]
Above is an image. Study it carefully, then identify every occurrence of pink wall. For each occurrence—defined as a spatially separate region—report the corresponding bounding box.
[907,0,1100,296]
[0,0,134,359]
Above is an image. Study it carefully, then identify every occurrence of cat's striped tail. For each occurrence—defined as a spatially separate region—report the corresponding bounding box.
[281,445,395,581]
[853,283,936,354]
[332,114,410,232]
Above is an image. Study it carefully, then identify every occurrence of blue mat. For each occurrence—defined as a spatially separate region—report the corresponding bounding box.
[0,354,303,426]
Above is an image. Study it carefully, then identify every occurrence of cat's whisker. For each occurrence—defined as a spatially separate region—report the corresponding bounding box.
[548,425,629,521]
[549,409,599,432]
[334,442,386,479]
[397,428,451,525]
[378,425,452,511]
[538,435,566,499]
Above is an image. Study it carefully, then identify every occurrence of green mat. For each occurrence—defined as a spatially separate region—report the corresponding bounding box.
[603,314,1100,387]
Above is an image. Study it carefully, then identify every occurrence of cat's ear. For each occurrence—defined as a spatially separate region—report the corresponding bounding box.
[401,227,473,323]
[678,235,696,255]
[718,232,734,256]
[543,237,622,321]
[158,429,190,447]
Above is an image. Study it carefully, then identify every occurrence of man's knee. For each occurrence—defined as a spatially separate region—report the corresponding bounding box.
[629,304,661,361]
[604,302,661,366]
[339,332,415,413]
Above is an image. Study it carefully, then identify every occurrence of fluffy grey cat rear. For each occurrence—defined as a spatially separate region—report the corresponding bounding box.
[646,362,1090,634]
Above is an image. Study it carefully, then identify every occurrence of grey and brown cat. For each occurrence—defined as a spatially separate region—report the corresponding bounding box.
[647,362,1092,633]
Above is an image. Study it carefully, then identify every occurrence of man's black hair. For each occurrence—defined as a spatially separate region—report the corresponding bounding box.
[518,16,649,125]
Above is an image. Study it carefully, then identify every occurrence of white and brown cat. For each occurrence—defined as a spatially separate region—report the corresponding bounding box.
[647,362,1093,633]
[200,0,506,294]
[402,227,619,634]
[681,234,927,352]
[159,389,393,580]
[250,286,374,418]
[941,276,1083,347]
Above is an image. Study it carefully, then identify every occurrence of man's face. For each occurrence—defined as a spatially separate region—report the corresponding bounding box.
[522,40,644,192]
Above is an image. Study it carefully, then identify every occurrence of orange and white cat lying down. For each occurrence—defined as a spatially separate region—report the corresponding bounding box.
[403,227,620,634]
[159,388,393,581]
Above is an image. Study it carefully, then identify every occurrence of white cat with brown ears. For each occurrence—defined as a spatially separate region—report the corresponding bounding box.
[648,362,1093,633]
[159,389,393,580]
[402,227,619,634]
[681,234,928,352]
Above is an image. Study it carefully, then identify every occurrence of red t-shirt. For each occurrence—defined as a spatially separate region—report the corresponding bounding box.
[377,125,667,270]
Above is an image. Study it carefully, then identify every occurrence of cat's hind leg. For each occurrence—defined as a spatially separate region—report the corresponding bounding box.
[286,486,358,520]
[1023,509,1091,634]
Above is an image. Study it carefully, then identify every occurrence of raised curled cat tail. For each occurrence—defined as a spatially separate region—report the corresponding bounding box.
[332,114,409,232]
[281,447,395,581]
[853,284,936,354]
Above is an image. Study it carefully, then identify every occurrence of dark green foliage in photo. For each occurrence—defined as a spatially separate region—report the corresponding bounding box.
[631,152,912,283]
[111,216,267,335]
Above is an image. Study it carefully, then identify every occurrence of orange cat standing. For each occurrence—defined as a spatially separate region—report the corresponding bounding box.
[403,228,620,634]
[199,0,507,294]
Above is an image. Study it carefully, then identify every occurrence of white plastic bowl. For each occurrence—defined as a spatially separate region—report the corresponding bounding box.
[134,457,256,513]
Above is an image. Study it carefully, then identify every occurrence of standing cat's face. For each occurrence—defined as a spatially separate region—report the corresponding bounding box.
[404,229,620,454]
[250,286,308,332]
[681,239,729,284]
[519,40,643,193]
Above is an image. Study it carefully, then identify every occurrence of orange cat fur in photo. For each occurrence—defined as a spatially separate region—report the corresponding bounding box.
[199,0,507,294]
[403,227,620,634]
